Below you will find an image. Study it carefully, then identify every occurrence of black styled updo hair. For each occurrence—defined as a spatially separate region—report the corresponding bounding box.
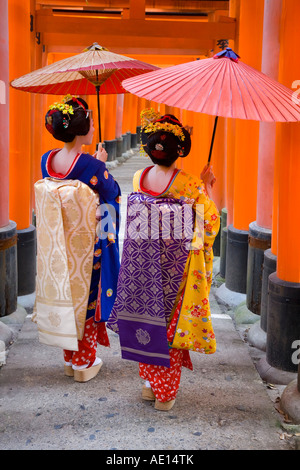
[45,97,90,143]
[141,114,191,168]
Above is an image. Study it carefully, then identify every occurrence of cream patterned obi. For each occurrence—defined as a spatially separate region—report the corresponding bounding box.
[33,178,98,351]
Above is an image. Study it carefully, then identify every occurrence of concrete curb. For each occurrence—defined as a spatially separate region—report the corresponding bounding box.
[280,379,300,424]
[234,302,260,325]
[247,320,267,351]
[256,356,297,385]
[215,282,246,309]
[0,304,28,349]
[0,294,36,361]
[0,321,13,348]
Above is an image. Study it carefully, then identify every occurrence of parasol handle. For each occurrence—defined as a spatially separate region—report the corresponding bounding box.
[96,84,101,144]
[207,116,219,165]
[96,69,102,145]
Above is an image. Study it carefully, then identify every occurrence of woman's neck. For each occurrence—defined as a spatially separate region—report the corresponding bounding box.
[153,162,176,173]
[49,138,83,175]
[63,139,82,156]
[142,162,178,194]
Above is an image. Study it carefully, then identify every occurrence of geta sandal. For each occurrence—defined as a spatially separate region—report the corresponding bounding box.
[142,385,155,401]
[154,399,175,411]
[73,358,103,383]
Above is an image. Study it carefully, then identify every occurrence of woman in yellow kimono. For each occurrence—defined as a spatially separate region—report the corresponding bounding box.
[108,111,220,410]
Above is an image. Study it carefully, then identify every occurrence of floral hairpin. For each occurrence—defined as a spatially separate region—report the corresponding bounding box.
[140,108,161,128]
[62,94,73,103]
[48,98,74,128]
[139,108,186,158]
[143,121,186,142]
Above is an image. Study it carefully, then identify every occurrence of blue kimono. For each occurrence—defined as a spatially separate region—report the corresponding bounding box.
[41,149,121,324]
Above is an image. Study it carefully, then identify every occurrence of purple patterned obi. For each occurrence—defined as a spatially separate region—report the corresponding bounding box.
[107,192,194,367]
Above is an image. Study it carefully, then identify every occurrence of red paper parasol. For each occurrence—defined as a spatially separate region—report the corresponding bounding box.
[122,48,300,162]
[10,43,159,141]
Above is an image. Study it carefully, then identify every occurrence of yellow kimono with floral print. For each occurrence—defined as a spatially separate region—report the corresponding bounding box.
[133,168,220,355]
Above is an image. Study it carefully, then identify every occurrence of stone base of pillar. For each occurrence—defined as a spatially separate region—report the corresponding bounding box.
[220,228,227,279]
[126,132,131,151]
[17,292,36,314]
[246,249,277,352]
[234,301,260,326]
[225,224,249,294]
[104,139,117,162]
[280,376,300,424]
[266,273,300,373]
[256,356,297,385]
[122,134,129,153]
[219,208,227,278]
[246,221,272,315]
[131,133,137,149]
[116,137,123,159]
[215,283,246,309]
[0,221,17,317]
[136,125,141,144]
[260,248,277,332]
[0,303,28,365]
[17,225,36,296]
[213,226,220,257]
[116,136,131,164]
[0,321,13,351]
[0,303,27,340]
[247,319,267,351]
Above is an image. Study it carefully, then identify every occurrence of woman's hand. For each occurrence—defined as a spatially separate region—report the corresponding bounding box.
[200,164,216,198]
[94,143,108,163]
[96,204,101,222]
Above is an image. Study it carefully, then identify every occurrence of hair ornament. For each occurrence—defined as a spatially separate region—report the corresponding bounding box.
[177,145,185,157]
[140,108,161,128]
[143,121,186,142]
[47,95,79,129]
[45,95,90,142]
[48,101,74,119]
[48,102,74,113]
[62,94,73,103]
[140,108,186,142]
[140,112,191,160]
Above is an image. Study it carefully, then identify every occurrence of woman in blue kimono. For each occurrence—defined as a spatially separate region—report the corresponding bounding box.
[40,95,121,382]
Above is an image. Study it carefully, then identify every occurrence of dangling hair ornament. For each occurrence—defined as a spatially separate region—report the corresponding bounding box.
[62,114,71,128]
[177,145,185,157]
